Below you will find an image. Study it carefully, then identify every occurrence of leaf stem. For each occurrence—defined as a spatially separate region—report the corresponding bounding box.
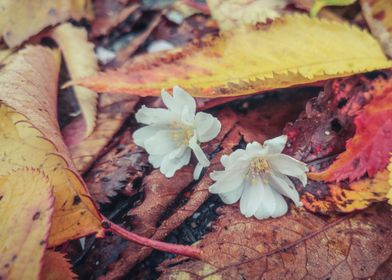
[108,221,201,259]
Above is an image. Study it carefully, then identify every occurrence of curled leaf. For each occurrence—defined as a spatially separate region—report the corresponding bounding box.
[50,23,99,143]
[0,169,54,280]
[72,14,392,98]
[0,46,103,246]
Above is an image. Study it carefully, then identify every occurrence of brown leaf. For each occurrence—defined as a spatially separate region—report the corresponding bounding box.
[159,203,392,279]
[66,94,139,174]
[91,0,140,38]
[41,251,76,280]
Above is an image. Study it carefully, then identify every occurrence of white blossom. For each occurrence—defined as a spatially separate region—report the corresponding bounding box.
[209,135,308,219]
[133,86,221,179]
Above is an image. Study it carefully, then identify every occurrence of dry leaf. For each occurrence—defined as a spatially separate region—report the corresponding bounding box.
[51,23,99,142]
[0,169,53,280]
[309,77,392,182]
[0,0,93,47]
[66,94,140,173]
[0,46,103,246]
[207,0,288,30]
[361,0,392,57]
[159,203,392,280]
[387,156,392,204]
[72,14,392,98]
[41,251,77,280]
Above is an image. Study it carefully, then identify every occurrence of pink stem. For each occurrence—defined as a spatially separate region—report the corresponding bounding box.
[108,221,201,259]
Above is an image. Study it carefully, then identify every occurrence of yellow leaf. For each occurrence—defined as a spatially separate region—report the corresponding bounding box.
[0,169,53,280]
[0,46,104,246]
[0,0,93,48]
[206,0,288,30]
[73,14,392,98]
[41,251,76,280]
[387,156,392,204]
[361,0,392,57]
[50,23,98,141]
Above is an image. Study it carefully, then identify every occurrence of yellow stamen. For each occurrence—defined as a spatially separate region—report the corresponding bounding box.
[247,157,271,186]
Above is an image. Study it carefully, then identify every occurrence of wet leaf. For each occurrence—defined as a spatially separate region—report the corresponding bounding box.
[309,77,392,182]
[0,0,93,47]
[0,46,103,246]
[41,251,76,280]
[66,94,139,173]
[0,169,53,280]
[159,203,392,280]
[50,23,99,143]
[71,14,392,98]
[207,0,288,30]
[361,0,392,57]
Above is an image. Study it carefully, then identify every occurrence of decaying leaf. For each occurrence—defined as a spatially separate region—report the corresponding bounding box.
[66,94,140,173]
[0,46,103,246]
[0,0,93,47]
[206,0,288,30]
[159,203,392,280]
[387,156,392,204]
[309,78,392,182]
[51,23,99,143]
[0,169,53,280]
[41,251,76,280]
[72,14,392,98]
[361,0,392,57]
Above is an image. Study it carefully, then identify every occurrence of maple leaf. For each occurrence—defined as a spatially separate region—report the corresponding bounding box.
[206,0,288,30]
[0,0,93,47]
[41,251,76,280]
[0,46,104,246]
[71,14,392,98]
[0,169,54,280]
[361,0,392,57]
[309,78,392,182]
[50,23,99,143]
[159,203,392,280]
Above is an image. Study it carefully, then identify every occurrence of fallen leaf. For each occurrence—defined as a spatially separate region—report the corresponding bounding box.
[41,251,76,280]
[85,130,148,204]
[0,46,103,246]
[0,169,54,280]
[72,14,392,98]
[387,156,392,204]
[206,0,288,30]
[361,0,392,57]
[309,78,392,182]
[50,23,99,143]
[310,0,356,17]
[159,203,392,280]
[91,0,139,38]
[0,0,93,47]
[66,94,140,173]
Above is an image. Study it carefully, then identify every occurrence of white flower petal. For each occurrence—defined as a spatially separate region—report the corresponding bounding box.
[209,168,246,193]
[193,162,204,180]
[160,148,191,177]
[161,89,175,111]
[268,154,308,186]
[189,135,210,167]
[240,180,264,218]
[268,173,301,207]
[181,106,194,125]
[172,86,196,116]
[135,105,177,125]
[133,125,160,147]
[263,135,287,154]
[246,141,268,157]
[254,188,288,219]
[144,130,178,155]
[148,154,164,168]
[220,149,247,168]
[195,112,221,142]
[219,185,245,204]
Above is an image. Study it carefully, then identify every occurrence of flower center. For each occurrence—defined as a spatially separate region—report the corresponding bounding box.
[170,122,194,144]
[246,157,271,186]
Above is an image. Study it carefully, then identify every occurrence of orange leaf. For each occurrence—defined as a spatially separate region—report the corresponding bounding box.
[70,15,392,98]
[0,169,54,280]
[41,251,76,280]
[309,81,392,182]
[0,46,104,246]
